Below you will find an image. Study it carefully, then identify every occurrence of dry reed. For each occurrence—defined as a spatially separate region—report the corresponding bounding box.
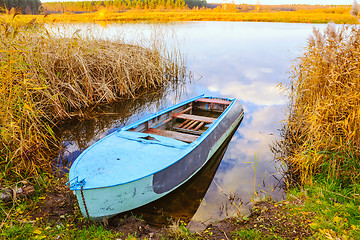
[351,0,360,17]
[2,7,358,25]
[274,23,360,185]
[0,17,186,182]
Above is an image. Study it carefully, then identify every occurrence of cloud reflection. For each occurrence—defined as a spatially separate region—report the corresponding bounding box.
[189,105,285,227]
[207,79,286,106]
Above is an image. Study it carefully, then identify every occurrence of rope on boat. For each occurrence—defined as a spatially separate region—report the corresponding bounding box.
[66,177,90,219]
[80,185,90,219]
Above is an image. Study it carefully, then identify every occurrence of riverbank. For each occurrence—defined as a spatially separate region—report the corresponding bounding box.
[0,178,314,239]
[272,13,360,240]
[1,7,358,24]
[1,176,359,239]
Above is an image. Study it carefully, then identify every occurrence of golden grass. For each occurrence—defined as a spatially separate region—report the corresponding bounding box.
[0,17,186,182]
[1,7,358,24]
[275,23,360,185]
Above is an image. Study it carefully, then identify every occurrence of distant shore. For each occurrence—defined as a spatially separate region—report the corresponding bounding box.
[2,7,358,24]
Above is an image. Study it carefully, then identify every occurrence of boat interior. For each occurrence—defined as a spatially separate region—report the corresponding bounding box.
[129,98,231,143]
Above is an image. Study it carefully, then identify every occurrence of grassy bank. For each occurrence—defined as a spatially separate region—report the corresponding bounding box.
[273,17,360,240]
[274,5,360,238]
[0,16,185,183]
[1,7,359,24]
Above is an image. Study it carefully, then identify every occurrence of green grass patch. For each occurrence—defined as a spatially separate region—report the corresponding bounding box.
[288,180,360,239]
[1,220,122,240]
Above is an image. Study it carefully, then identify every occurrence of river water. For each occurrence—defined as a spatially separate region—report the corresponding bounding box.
[54,21,326,230]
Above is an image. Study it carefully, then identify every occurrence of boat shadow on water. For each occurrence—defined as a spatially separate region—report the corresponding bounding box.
[108,116,242,228]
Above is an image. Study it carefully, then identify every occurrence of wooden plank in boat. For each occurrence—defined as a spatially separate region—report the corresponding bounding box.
[171,127,203,136]
[178,119,191,128]
[154,106,193,128]
[183,120,196,129]
[144,128,198,143]
[173,114,216,123]
[178,106,193,115]
[196,98,231,105]
[194,122,204,131]
[187,120,200,130]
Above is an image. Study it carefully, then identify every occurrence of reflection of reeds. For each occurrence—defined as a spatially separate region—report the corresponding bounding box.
[214,180,242,217]
[274,23,360,185]
[243,152,261,201]
[0,17,186,181]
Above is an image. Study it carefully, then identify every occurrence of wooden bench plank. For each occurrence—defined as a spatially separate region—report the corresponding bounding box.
[143,128,198,143]
[173,113,216,123]
[196,98,231,105]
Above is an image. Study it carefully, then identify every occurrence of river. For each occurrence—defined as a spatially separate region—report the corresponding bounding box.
[54,21,326,230]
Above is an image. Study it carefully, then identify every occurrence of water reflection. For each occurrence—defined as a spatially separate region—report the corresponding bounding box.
[54,21,325,226]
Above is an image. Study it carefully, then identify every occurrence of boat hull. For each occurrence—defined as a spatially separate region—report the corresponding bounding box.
[74,100,244,221]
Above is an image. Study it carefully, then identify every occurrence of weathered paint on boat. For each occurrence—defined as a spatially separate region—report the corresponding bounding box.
[68,95,244,221]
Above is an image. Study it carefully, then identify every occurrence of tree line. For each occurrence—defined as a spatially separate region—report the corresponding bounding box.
[0,0,42,14]
[43,0,207,13]
[0,0,208,15]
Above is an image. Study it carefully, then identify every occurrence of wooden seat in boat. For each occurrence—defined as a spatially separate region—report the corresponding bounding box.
[172,113,215,132]
[172,113,216,123]
[196,98,231,105]
[143,128,199,143]
[147,101,223,140]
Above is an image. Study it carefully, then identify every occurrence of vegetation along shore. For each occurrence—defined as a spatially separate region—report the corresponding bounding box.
[0,1,358,24]
[1,0,360,239]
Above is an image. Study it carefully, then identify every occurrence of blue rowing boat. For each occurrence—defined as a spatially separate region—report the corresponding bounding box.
[67,95,244,221]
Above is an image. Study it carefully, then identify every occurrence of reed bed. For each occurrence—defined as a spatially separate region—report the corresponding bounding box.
[51,10,357,24]
[2,7,358,24]
[275,23,360,185]
[0,17,186,182]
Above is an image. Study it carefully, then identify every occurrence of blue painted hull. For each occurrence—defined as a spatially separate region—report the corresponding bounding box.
[68,95,244,221]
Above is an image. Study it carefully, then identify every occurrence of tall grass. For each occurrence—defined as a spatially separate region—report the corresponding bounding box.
[0,16,186,182]
[2,7,358,24]
[274,23,360,186]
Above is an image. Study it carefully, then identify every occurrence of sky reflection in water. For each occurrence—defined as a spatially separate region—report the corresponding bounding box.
[56,21,326,228]
[163,22,323,228]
